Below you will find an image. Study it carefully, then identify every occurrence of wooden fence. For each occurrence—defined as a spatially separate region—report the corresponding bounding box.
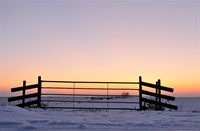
[8,77,41,107]
[8,76,177,110]
[139,77,177,110]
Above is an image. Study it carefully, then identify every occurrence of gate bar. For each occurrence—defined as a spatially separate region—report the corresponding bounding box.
[42,80,138,84]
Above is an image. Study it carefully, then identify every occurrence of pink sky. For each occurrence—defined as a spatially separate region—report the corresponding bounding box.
[1,0,199,97]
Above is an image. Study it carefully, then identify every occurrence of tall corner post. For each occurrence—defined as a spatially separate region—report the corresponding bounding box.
[22,80,26,108]
[139,76,142,110]
[37,76,42,108]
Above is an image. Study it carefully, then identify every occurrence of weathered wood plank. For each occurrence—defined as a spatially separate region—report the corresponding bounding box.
[141,90,175,101]
[141,98,178,110]
[16,100,39,107]
[8,93,39,102]
[141,82,173,92]
[11,84,38,92]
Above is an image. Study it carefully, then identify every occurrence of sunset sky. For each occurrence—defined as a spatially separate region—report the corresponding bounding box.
[1,0,199,97]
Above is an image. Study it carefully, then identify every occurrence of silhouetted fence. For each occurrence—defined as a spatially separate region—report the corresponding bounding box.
[8,77,41,107]
[8,76,177,110]
[139,77,177,110]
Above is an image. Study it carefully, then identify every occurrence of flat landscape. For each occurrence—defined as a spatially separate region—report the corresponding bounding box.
[0,97,199,131]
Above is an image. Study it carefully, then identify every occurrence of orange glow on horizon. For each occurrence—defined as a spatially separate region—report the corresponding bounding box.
[1,76,199,97]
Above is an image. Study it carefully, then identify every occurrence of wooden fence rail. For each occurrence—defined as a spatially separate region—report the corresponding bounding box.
[8,76,178,110]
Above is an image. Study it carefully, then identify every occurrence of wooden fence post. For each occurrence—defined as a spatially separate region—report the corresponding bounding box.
[156,79,161,110]
[139,76,142,110]
[157,79,161,110]
[22,81,26,107]
[156,81,158,110]
[38,76,42,107]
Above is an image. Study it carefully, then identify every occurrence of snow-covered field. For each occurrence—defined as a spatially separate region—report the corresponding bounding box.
[0,97,199,131]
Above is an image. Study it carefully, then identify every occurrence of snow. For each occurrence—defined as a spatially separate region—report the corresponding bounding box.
[0,97,200,131]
